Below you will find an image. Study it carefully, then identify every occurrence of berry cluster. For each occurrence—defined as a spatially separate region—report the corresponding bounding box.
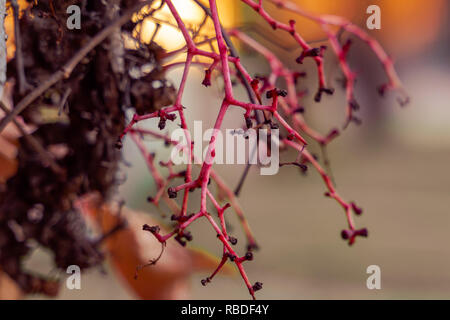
[118,0,408,300]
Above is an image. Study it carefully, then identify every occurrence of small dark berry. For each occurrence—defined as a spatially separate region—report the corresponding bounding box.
[202,69,212,87]
[229,236,238,245]
[341,229,352,240]
[323,87,334,95]
[299,164,308,172]
[143,224,160,234]
[168,187,177,198]
[351,202,363,215]
[314,91,322,102]
[245,117,253,129]
[175,235,186,247]
[309,47,320,57]
[184,231,193,241]
[166,113,177,121]
[350,99,360,111]
[357,228,368,237]
[377,84,387,96]
[277,89,287,97]
[293,107,304,114]
[245,252,253,261]
[158,119,166,130]
[252,282,263,291]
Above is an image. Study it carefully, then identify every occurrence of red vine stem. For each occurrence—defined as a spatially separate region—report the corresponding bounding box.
[117,0,405,299]
[267,0,408,103]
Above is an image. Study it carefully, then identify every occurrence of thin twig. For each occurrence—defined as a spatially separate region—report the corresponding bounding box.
[233,159,252,196]
[57,87,71,116]
[192,0,261,196]
[0,101,63,174]
[134,242,166,279]
[192,0,257,106]
[95,219,127,246]
[11,0,31,95]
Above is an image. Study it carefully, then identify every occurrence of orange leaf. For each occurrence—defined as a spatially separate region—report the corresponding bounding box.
[77,193,234,300]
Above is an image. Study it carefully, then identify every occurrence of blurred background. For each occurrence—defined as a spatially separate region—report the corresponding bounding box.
[16,0,450,299]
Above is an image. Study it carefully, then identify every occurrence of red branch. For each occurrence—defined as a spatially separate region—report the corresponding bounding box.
[118,0,407,299]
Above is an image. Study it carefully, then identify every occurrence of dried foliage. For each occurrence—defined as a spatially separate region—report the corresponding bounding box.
[0,0,164,295]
